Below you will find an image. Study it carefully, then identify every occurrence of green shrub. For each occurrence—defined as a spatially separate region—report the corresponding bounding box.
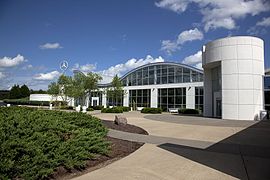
[3,99,50,106]
[101,107,123,113]
[90,105,104,110]
[141,107,162,114]
[117,106,130,112]
[87,107,94,111]
[178,108,199,114]
[0,107,109,180]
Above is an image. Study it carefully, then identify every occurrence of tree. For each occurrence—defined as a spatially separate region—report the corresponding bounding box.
[106,75,124,106]
[47,82,60,102]
[9,85,21,99]
[65,73,86,105]
[47,72,103,107]
[84,72,102,94]
[20,84,30,98]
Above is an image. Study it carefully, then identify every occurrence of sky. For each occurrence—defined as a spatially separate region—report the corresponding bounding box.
[0,0,270,90]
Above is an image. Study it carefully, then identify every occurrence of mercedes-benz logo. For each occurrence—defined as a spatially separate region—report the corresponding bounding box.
[60,60,68,71]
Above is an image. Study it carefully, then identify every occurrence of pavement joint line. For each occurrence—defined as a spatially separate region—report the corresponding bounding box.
[107,129,216,149]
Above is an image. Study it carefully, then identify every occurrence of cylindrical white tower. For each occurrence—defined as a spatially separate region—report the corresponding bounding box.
[202,36,264,120]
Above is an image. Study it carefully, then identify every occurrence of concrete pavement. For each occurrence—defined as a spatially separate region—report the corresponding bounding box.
[73,111,270,180]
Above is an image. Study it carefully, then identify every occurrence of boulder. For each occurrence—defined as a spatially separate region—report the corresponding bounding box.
[114,115,127,125]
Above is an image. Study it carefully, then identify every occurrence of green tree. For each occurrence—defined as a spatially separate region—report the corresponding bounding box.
[47,82,60,101]
[106,75,124,106]
[84,72,102,94]
[65,73,86,105]
[20,84,30,98]
[9,84,21,99]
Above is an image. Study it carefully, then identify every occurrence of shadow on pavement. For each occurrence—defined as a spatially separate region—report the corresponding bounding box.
[158,120,270,180]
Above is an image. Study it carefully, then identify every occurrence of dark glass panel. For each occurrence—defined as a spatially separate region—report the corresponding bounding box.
[168,76,174,83]
[162,76,167,84]
[161,89,167,96]
[168,88,174,96]
[168,67,175,75]
[183,68,190,82]
[175,88,182,95]
[137,89,142,96]
[168,97,174,104]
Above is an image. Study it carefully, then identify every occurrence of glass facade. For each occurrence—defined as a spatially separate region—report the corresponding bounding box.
[122,64,203,86]
[129,89,151,107]
[158,88,186,111]
[106,90,123,106]
[195,87,204,112]
[265,76,270,110]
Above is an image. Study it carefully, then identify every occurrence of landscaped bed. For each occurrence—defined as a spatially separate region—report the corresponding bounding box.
[101,120,148,135]
[0,107,144,180]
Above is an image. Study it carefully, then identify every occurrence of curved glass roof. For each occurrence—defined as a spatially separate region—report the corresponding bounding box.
[98,62,203,87]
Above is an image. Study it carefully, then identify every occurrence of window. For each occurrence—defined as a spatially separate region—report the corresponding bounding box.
[183,68,190,82]
[106,90,123,106]
[121,64,203,86]
[195,87,204,112]
[129,89,151,107]
[158,88,186,111]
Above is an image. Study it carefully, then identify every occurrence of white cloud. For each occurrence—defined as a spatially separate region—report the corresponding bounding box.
[0,72,5,79]
[256,16,270,26]
[72,63,96,73]
[39,43,63,49]
[161,28,203,54]
[0,54,26,68]
[155,0,189,13]
[160,40,179,55]
[177,28,204,44]
[182,50,202,69]
[155,0,270,31]
[22,64,33,70]
[34,71,61,81]
[97,55,165,83]
[247,16,270,35]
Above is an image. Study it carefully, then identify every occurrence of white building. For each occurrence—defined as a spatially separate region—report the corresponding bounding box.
[202,36,265,120]
[75,62,204,111]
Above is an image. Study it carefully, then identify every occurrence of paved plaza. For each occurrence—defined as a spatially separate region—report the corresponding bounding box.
[74,111,270,180]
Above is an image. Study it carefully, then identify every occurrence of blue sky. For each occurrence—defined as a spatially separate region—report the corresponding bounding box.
[0,0,270,90]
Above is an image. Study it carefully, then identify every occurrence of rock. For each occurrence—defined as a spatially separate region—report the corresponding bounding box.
[114,115,127,125]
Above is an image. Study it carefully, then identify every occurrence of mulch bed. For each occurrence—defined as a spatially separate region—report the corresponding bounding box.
[101,120,149,135]
[52,122,147,179]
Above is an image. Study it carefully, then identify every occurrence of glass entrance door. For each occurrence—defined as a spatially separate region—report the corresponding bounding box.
[216,99,222,118]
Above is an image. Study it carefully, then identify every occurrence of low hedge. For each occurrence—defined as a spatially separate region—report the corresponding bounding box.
[178,108,199,114]
[101,107,123,113]
[87,107,94,111]
[0,107,109,179]
[3,99,50,106]
[118,106,130,112]
[141,107,162,114]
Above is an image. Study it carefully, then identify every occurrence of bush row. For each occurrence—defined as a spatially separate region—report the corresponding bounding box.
[0,107,109,180]
[178,108,200,114]
[101,106,123,113]
[101,106,131,113]
[3,99,50,106]
[141,107,162,114]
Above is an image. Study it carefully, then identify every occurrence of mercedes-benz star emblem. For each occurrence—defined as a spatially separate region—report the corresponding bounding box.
[60,60,68,71]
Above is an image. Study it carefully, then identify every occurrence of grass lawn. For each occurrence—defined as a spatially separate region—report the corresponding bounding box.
[0,107,109,180]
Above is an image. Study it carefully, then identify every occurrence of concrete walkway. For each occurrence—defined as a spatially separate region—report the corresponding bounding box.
[73,111,270,180]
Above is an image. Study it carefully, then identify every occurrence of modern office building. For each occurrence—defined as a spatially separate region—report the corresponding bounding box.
[202,36,265,120]
[30,36,267,120]
[75,62,204,111]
